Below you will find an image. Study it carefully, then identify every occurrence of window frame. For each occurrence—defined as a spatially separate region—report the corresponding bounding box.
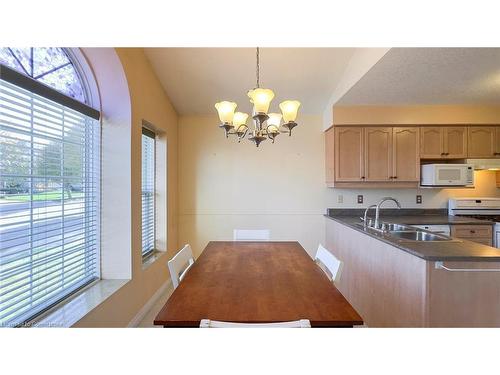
[141,126,156,260]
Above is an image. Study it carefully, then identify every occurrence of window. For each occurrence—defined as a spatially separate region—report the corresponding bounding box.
[0,50,100,327]
[141,127,155,258]
[0,48,86,103]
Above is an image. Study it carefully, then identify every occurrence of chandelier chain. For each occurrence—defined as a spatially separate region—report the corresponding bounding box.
[256,47,260,88]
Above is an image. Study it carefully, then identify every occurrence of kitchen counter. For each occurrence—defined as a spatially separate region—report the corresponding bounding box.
[325,209,500,261]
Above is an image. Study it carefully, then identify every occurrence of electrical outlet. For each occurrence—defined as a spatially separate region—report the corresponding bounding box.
[416,195,422,204]
[337,194,343,204]
[357,195,363,204]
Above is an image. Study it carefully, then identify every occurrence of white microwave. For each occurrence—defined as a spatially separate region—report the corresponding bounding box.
[421,164,474,187]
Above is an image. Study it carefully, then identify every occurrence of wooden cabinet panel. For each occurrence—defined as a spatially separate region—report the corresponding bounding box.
[495,127,500,157]
[420,127,443,158]
[468,127,496,158]
[325,128,335,183]
[393,127,420,182]
[444,127,467,158]
[451,225,492,238]
[334,127,364,181]
[364,127,392,181]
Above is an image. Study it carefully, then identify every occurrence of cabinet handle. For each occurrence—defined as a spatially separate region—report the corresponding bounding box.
[393,176,397,179]
[440,152,445,156]
[494,152,500,156]
[470,230,476,234]
[361,176,365,179]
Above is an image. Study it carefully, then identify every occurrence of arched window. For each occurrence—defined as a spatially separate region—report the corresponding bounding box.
[0,48,100,327]
[0,48,86,103]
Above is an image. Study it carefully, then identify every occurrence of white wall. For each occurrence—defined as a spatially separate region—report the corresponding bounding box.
[178,114,327,257]
[178,114,500,259]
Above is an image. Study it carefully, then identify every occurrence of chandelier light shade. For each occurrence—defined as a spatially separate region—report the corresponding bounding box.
[214,47,301,147]
[247,88,275,114]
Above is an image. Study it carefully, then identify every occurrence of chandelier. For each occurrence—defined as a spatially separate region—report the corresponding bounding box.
[214,48,301,147]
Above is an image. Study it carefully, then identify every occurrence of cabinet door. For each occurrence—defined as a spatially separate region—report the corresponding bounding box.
[468,127,496,158]
[325,128,335,183]
[364,127,392,181]
[420,127,443,158]
[495,127,500,157]
[334,127,364,181]
[393,127,420,182]
[444,127,467,158]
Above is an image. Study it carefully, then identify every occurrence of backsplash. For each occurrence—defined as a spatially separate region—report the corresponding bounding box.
[325,170,500,209]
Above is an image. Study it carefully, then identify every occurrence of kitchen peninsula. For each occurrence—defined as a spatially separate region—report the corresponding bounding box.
[325,209,500,327]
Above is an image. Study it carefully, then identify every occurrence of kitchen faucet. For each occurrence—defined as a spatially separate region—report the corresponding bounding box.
[374,197,401,229]
[362,204,377,228]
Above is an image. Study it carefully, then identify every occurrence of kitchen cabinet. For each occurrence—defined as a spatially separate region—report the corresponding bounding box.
[393,127,420,182]
[420,127,443,158]
[328,126,419,186]
[468,126,500,158]
[334,127,364,182]
[364,127,392,181]
[450,224,493,246]
[444,127,468,158]
[420,126,467,159]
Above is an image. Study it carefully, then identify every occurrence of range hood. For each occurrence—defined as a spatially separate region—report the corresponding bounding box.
[465,159,500,171]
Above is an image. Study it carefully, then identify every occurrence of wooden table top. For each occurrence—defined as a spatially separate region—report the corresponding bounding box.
[154,241,363,327]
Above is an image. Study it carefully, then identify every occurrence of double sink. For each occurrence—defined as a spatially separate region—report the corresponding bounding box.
[356,222,456,242]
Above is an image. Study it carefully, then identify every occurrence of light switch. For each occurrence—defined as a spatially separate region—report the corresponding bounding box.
[357,195,363,204]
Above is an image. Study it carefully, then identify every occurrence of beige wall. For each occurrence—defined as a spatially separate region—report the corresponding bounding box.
[178,114,327,257]
[74,48,178,327]
[332,104,500,125]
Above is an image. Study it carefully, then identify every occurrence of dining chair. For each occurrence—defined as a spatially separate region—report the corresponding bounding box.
[233,229,270,241]
[167,244,195,290]
[315,244,343,284]
[199,319,311,328]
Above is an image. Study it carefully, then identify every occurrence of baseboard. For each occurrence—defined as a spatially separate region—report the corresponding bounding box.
[127,279,173,327]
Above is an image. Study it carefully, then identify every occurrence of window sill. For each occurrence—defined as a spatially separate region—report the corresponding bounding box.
[32,279,129,328]
[142,250,165,270]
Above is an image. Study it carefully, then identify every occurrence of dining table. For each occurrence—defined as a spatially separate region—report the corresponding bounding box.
[154,241,363,327]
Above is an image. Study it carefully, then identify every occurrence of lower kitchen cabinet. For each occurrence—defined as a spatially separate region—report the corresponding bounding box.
[450,224,493,246]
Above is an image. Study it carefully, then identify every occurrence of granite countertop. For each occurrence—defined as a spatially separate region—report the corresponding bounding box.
[325,209,500,262]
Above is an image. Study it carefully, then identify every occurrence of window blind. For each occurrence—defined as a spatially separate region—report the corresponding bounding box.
[0,78,99,327]
[141,128,155,257]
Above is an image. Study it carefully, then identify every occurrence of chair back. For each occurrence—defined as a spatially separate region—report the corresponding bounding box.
[199,319,311,328]
[233,229,270,241]
[315,244,343,284]
[168,244,195,289]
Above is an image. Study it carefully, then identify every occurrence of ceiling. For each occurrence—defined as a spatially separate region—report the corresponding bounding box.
[144,48,356,115]
[338,48,500,105]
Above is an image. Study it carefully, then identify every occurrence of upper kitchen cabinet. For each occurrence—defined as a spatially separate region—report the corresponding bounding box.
[420,127,443,158]
[420,126,467,159]
[364,127,392,181]
[326,126,420,187]
[444,127,468,158]
[334,127,364,182]
[468,126,500,158]
[393,127,420,181]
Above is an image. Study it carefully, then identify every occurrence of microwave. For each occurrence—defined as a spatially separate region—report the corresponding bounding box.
[421,164,474,187]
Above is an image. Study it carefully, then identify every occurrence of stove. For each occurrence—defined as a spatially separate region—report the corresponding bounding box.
[448,198,500,248]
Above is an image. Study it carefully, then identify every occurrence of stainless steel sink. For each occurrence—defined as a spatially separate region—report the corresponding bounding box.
[388,230,450,242]
[356,220,457,242]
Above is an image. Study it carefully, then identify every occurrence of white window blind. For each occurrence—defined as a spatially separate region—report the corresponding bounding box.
[141,128,155,257]
[0,78,99,327]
